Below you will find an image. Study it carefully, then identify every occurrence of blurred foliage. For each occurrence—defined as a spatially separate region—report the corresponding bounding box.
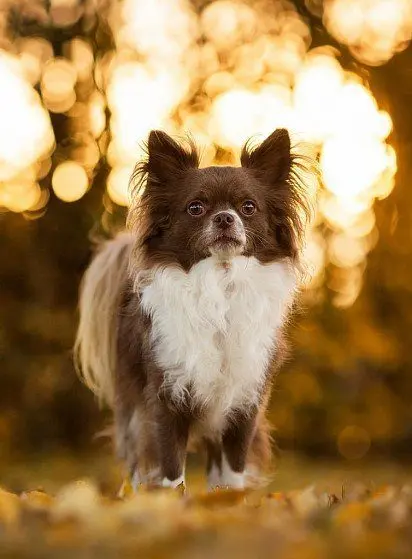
[3,478,412,557]
[0,0,412,467]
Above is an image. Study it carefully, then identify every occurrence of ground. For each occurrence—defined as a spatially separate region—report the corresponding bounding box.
[1,454,412,558]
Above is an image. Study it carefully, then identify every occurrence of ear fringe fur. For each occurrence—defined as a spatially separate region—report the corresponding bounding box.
[288,142,319,281]
[241,133,319,266]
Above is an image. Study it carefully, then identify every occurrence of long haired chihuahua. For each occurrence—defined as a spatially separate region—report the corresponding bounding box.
[75,128,315,491]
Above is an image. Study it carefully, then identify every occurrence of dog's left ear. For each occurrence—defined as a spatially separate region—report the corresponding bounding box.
[240,129,291,184]
[146,130,199,184]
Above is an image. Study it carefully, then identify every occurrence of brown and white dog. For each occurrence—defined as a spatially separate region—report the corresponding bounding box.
[75,128,314,491]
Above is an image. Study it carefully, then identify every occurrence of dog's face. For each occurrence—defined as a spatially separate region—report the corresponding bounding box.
[130,129,312,269]
[152,165,275,262]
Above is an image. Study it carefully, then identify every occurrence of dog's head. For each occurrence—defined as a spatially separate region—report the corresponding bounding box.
[129,129,314,269]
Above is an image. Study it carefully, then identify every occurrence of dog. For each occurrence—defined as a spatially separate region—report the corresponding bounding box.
[75,128,315,491]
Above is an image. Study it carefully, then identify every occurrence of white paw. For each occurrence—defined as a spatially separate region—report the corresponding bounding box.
[220,454,245,490]
[161,475,185,489]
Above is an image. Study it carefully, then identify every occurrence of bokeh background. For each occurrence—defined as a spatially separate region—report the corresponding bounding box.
[1,0,412,489]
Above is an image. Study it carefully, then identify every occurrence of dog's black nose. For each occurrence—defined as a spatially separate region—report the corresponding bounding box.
[213,211,235,227]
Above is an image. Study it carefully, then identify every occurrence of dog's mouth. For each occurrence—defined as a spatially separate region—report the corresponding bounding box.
[209,234,245,255]
[212,234,243,245]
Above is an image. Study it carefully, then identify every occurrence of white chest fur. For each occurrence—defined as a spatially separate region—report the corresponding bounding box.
[139,256,296,431]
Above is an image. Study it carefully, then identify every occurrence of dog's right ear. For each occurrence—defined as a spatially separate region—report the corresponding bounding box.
[240,128,291,186]
[146,130,199,184]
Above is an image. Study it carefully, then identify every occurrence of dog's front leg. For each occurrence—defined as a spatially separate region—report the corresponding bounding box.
[155,401,190,489]
[220,408,258,490]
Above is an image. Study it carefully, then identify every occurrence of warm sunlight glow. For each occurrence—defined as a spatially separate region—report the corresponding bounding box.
[41,57,77,112]
[0,179,41,213]
[52,161,89,202]
[0,51,54,212]
[324,0,412,65]
[107,165,133,207]
[321,137,390,198]
[3,0,399,307]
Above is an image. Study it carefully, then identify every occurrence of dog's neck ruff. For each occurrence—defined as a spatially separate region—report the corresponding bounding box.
[138,255,297,432]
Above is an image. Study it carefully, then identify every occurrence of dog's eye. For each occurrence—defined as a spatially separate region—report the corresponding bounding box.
[241,200,256,216]
[187,201,205,217]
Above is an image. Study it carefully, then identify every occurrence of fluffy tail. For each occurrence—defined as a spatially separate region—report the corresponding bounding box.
[74,233,134,407]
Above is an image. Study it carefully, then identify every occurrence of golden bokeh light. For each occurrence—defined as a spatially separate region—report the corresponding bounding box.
[52,161,89,202]
[0,53,54,177]
[37,157,53,180]
[1,0,401,308]
[201,1,257,50]
[41,57,77,112]
[293,55,344,142]
[67,38,94,82]
[209,87,291,148]
[324,0,412,65]
[17,37,54,85]
[0,180,41,213]
[107,63,181,165]
[50,0,83,28]
[107,166,133,207]
[119,0,196,63]
[329,234,367,269]
[28,188,50,213]
[71,139,100,172]
[321,136,390,199]
[89,92,106,139]
[0,50,54,213]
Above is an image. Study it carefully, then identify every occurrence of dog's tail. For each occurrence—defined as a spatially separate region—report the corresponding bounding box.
[74,233,133,407]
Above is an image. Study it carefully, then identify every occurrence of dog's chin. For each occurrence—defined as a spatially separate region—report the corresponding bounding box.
[208,235,245,259]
